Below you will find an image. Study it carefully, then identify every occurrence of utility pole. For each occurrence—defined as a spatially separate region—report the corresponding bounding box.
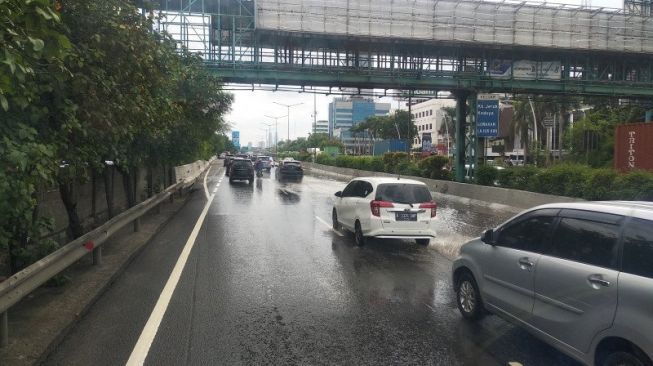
[260,122,272,150]
[313,93,317,135]
[274,102,303,142]
[265,115,287,156]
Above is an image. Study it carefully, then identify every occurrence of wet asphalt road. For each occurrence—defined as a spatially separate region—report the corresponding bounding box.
[44,162,580,366]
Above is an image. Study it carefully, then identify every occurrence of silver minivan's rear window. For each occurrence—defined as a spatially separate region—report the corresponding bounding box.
[375,183,432,203]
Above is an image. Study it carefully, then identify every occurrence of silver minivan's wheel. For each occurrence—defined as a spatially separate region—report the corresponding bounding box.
[603,351,651,366]
[354,221,366,246]
[416,239,430,246]
[456,273,484,321]
[332,209,340,230]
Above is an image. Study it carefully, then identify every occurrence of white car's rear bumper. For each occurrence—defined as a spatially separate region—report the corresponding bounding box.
[364,219,436,239]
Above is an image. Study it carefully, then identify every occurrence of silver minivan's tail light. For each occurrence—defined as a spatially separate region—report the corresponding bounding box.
[370,200,394,217]
[419,201,437,218]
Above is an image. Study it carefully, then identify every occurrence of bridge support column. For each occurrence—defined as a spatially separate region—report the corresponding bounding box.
[646,109,652,122]
[454,92,469,183]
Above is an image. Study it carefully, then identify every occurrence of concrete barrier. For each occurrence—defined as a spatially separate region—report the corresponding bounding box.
[304,162,583,211]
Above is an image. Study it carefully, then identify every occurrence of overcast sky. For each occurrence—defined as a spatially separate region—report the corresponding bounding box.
[225,0,624,145]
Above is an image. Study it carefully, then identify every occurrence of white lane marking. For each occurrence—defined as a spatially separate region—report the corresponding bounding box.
[315,216,344,237]
[203,165,213,199]
[126,191,216,366]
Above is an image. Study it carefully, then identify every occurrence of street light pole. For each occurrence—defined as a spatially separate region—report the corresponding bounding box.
[274,102,303,142]
[260,122,273,150]
[264,115,286,156]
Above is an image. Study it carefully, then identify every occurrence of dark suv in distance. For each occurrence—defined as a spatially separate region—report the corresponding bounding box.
[452,202,653,366]
[229,158,254,184]
[276,159,303,181]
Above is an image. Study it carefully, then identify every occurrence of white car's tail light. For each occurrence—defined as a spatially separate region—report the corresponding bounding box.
[370,200,394,217]
[419,202,437,218]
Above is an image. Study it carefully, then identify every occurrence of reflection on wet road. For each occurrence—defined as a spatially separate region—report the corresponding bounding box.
[45,165,580,366]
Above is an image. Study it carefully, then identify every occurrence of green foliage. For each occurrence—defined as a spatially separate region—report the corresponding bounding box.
[382,152,410,173]
[568,106,645,167]
[351,110,417,140]
[0,0,232,273]
[497,166,540,190]
[315,154,335,166]
[584,169,618,200]
[475,165,498,186]
[0,0,70,273]
[277,134,344,153]
[417,155,450,180]
[613,170,653,201]
[529,164,592,197]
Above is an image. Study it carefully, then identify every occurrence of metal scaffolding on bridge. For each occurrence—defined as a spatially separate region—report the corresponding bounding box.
[153,0,653,181]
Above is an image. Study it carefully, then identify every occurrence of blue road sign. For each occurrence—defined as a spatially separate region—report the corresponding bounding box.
[476,99,499,137]
[232,131,240,149]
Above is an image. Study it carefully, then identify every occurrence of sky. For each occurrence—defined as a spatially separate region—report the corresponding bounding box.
[225,89,403,147]
[225,0,624,145]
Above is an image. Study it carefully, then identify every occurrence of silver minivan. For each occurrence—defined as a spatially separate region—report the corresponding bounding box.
[452,202,653,366]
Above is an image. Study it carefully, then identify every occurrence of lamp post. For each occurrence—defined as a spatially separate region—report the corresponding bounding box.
[264,115,286,156]
[273,102,303,142]
[260,122,272,150]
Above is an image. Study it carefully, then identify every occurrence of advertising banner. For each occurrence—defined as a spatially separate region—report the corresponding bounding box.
[421,133,433,152]
[231,131,240,149]
[476,95,500,138]
[488,60,561,80]
[614,123,653,172]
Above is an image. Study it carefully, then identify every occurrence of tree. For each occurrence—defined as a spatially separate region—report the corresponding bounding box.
[568,105,645,167]
[0,0,233,273]
[0,0,71,272]
[353,110,417,140]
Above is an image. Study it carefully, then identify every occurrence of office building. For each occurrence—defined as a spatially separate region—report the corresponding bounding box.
[312,120,329,135]
[328,97,391,153]
[410,99,456,154]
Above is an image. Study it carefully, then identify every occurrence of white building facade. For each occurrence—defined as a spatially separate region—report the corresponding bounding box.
[312,119,329,134]
[410,99,456,153]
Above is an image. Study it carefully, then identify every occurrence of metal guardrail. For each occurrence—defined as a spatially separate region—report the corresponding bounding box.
[0,161,212,347]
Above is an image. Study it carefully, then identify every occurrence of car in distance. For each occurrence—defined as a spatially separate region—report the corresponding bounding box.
[228,158,254,184]
[332,177,437,246]
[256,156,274,172]
[276,159,304,180]
[452,201,653,366]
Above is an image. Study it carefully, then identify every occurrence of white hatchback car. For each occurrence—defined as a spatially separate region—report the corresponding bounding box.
[332,177,437,246]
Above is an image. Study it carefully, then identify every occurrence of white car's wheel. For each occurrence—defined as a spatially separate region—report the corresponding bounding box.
[354,221,366,247]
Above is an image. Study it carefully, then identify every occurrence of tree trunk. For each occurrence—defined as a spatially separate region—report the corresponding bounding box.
[147,166,153,197]
[104,165,115,219]
[133,168,140,204]
[161,164,167,190]
[91,173,97,221]
[59,179,83,239]
[121,167,136,208]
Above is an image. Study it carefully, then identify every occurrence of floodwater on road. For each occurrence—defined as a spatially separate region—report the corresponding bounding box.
[44,166,578,366]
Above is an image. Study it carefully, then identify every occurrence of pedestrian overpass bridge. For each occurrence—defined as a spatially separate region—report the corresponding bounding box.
[152,0,653,181]
[156,0,653,98]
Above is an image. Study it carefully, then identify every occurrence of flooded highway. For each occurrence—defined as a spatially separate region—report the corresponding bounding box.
[45,163,579,366]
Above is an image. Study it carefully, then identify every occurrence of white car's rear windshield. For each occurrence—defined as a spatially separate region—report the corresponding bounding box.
[375,183,432,203]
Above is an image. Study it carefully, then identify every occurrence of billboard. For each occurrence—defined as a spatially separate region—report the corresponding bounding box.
[476,95,500,138]
[231,131,240,149]
[421,133,433,152]
[614,123,653,172]
[488,60,561,80]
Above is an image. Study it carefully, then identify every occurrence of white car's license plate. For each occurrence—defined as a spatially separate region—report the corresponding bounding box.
[395,212,417,221]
